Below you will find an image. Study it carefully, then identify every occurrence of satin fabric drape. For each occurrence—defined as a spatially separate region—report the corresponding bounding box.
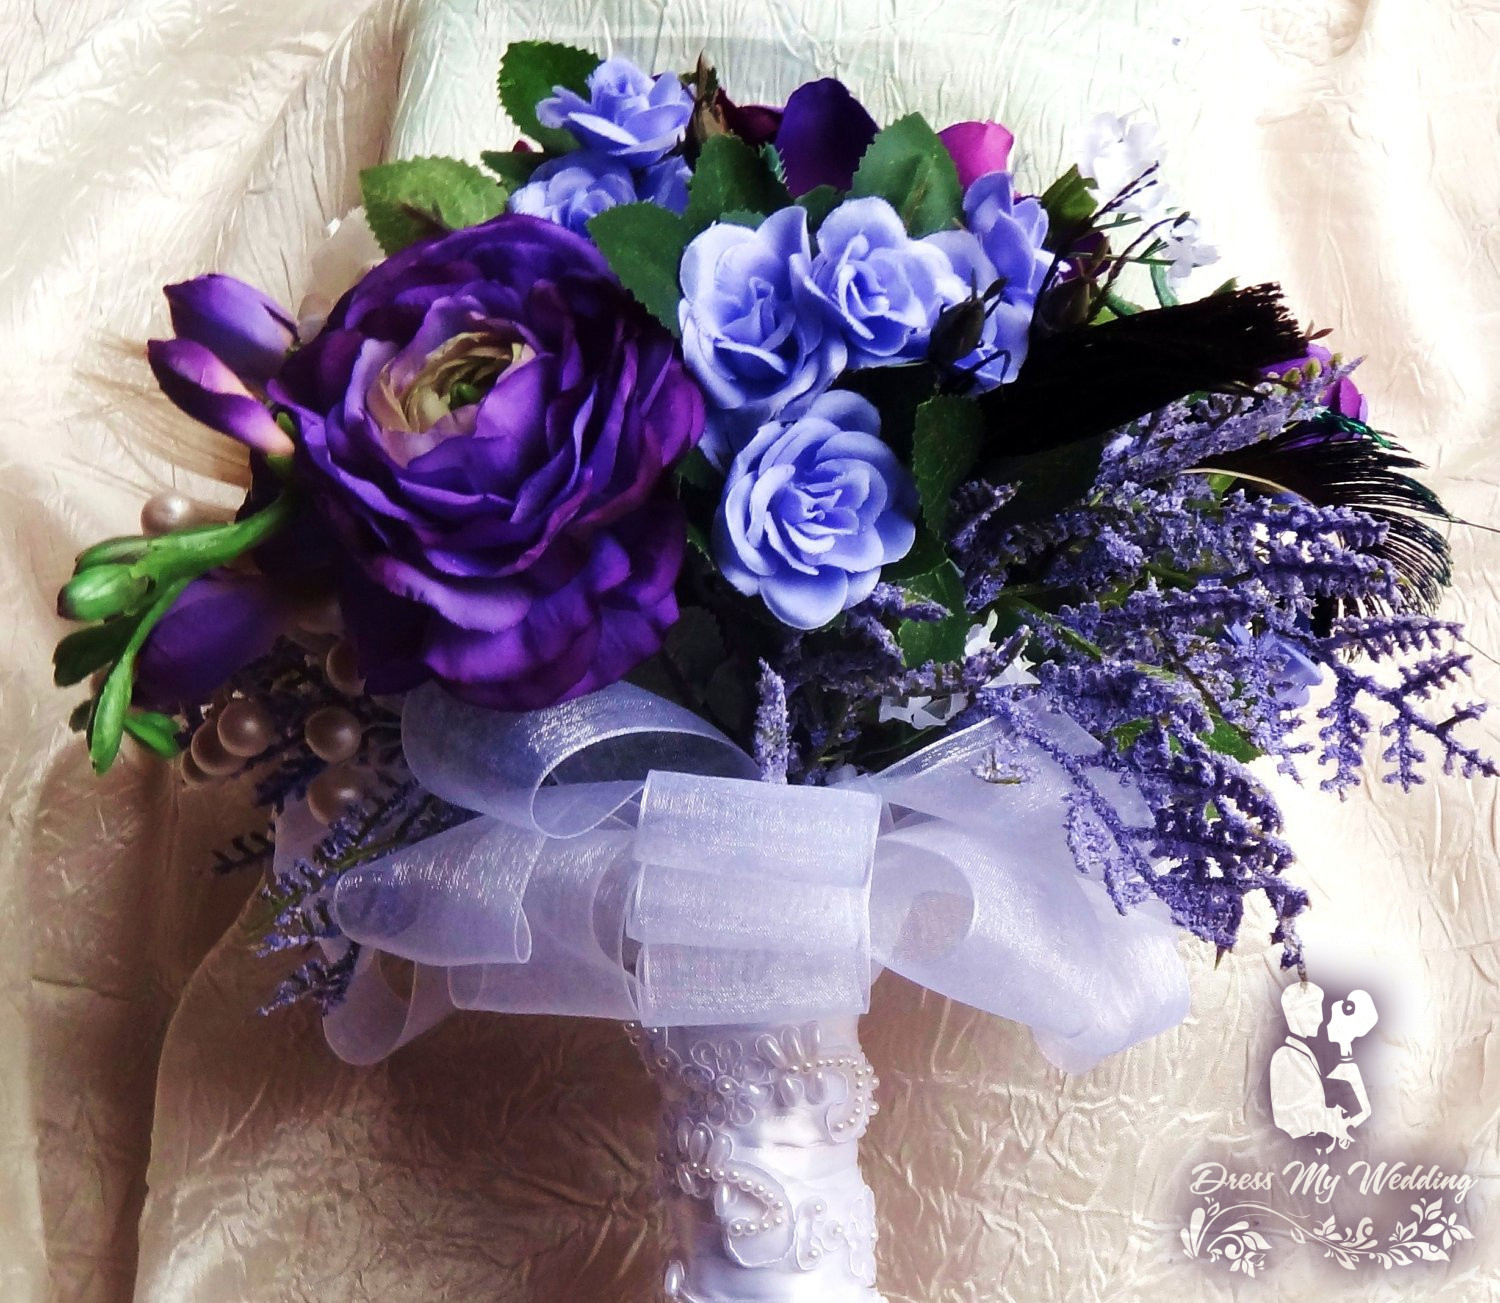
[3,2,1498,1300]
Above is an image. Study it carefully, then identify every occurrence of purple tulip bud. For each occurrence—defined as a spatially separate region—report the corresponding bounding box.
[147,338,295,456]
[774,79,879,196]
[163,274,295,385]
[938,120,1015,191]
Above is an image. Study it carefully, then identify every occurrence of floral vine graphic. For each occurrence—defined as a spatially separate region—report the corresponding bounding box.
[1182,1197,1473,1275]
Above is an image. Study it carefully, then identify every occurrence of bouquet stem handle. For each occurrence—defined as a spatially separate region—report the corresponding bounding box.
[630,1016,886,1302]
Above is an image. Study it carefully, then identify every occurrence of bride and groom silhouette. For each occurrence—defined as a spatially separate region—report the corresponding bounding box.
[1270,982,1378,1152]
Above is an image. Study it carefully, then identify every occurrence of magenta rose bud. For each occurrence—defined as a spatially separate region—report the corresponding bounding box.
[163,274,296,385]
[147,338,295,456]
[939,120,1016,190]
[270,213,705,711]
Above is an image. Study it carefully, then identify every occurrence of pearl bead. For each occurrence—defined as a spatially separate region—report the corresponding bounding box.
[180,751,210,785]
[294,590,343,636]
[189,723,241,776]
[305,706,362,763]
[140,491,197,535]
[307,765,364,825]
[216,699,275,757]
[325,640,364,696]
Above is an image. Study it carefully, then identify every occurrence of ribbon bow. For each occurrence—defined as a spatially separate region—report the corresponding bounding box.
[288,682,1188,1073]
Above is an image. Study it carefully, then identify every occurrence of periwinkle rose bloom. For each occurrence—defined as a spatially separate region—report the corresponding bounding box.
[679,205,845,421]
[537,57,694,166]
[922,172,1052,388]
[713,391,916,629]
[639,156,691,213]
[270,213,705,710]
[508,153,640,235]
[801,196,965,368]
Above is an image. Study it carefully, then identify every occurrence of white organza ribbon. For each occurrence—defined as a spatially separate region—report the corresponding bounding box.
[302,682,1190,1073]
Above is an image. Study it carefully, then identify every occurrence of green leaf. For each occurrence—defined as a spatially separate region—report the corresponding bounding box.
[1038,165,1097,252]
[587,203,691,333]
[663,607,728,692]
[882,527,948,585]
[795,184,841,233]
[850,114,962,237]
[67,698,93,734]
[360,158,505,255]
[54,618,136,687]
[834,364,937,462]
[684,134,792,234]
[910,395,982,535]
[87,665,131,774]
[898,560,970,666]
[123,710,182,759]
[497,40,600,153]
[1201,719,1261,763]
[714,209,765,229]
[479,147,547,191]
[674,447,721,492]
[988,433,1111,525]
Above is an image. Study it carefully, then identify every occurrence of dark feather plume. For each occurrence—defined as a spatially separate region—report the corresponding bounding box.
[975,283,1306,463]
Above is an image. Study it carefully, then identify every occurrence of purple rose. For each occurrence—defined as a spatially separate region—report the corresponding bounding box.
[271,213,705,710]
[713,391,916,628]
[774,79,879,196]
[507,153,640,234]
[938,121,1015,191]
[679,205,846,421]
[801,196,963,368]
[537,57,694,166]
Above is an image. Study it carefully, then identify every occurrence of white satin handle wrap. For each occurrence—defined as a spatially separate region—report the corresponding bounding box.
[303,681,1190,1073]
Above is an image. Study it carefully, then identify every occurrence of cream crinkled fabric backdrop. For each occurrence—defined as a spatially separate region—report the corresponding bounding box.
[2,1,1498,1299]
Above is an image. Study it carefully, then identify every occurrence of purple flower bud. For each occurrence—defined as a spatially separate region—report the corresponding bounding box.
[713,391,917,629]
[147,338,295,456]
[163,274,295,385]
[774,79,879,196]
[938,121,1015,191]
[537,57,694,166]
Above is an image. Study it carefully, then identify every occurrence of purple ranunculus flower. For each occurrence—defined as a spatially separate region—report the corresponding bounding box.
[147,337,295,455]
[801,196,965,368]
[774,79,879,197]
[938,121,1015,191]
[713,391,917,629]
[537,56,694,166]
[921,172,1052,388]
[679,205,846,421]
[270,213,705,711]
[507,152,640,234]
[164,274,297,385]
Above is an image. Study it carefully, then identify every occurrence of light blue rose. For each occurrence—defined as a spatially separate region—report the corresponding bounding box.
[679,205,846,422]
[801,196,965,368]
[537,57,694,166]
[713,391,917,629]
[508,153,639,235]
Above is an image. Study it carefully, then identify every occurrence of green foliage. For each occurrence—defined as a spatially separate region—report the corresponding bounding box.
[684,134,791,234]
[850,114,962,237]
[795,184,841,233]
[987,434,1111,526]
[898,560,970,666]
[910,395,982,536]
[497,40,600,153]
[1038,165,1097,253]
[479,148,547,191]
[360,158,505,255]
[122,709,183,759]
[587,204,692,333]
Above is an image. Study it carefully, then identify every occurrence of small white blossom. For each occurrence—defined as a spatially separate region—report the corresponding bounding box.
[1075,112,1170,216]
[1161,214,1220,286]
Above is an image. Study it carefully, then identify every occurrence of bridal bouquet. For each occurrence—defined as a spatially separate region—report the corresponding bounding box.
[52,40,1491,1299]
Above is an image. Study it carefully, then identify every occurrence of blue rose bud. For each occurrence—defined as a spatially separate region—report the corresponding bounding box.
[147,338,295,456]
[802,196,965,369]
[508,152,641,235]
[163,274,296,386]
[713,391,917,629]
[537,56,694,167]
[679,205,845,422]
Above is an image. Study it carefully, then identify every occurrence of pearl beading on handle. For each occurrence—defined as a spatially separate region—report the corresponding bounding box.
[629,1017,886,1303]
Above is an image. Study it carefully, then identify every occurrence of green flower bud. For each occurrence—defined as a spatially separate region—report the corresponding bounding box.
[58,565,151,622]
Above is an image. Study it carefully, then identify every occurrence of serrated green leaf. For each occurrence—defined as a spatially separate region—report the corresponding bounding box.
[479,147,547,191]
[587,203,691,333]
[123,709,182,759]
[497,40,600,153]
[1201,719,1261,763]
[910,395,982,536]
[360,158,506,254]
[663,607,727,691]
[898,560,970,666]
[1038,165,1097,252]
[684,134,791,234]
[795,184,841,232]
[674,447,721,492]
[882,527,947,585]
[850,114,962,237]
[988,433,1110,525]
[54,618,136,687]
